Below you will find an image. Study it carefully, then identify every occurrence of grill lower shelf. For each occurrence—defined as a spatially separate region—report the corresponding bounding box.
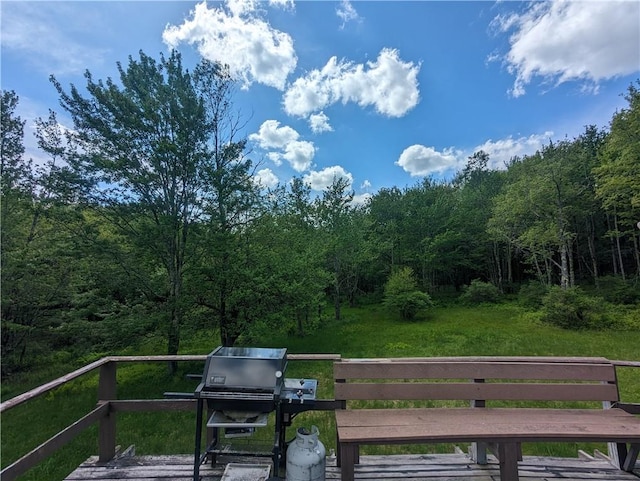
[206,411,268,428]
[208,438,275,459]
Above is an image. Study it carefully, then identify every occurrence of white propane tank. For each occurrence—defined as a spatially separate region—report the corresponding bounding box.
[286,426,326,481]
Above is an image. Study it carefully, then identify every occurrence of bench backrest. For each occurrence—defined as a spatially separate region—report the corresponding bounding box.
[334,356,619,406]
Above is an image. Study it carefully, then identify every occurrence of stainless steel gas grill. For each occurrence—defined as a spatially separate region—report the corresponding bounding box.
[193,346,319,480]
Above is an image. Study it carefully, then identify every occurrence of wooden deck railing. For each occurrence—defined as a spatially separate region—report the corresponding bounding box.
[0,353,341,481]
[1,356,637,480]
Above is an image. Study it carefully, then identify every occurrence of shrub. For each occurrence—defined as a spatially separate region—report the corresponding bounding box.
[595,276,640,305]
[540,286,613,330]
[518,281,549,309]
[459,279,501,304]
[383,267,433,321]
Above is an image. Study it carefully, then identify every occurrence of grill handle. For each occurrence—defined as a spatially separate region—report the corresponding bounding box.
[163,392,195,399]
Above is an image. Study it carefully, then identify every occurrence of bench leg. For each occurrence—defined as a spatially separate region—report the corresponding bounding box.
[623,443,639,472]
[471,441,488,464]
[340,443,358,481]
[498,443,519,481]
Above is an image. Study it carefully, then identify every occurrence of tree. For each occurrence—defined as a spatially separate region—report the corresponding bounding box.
[236,178,329,338]
[489,140,588,289]
[452,151,506,289]
[1,92,90,374]
[594,82,640,278]
[178,62,264,347]
[50,50,248,362]
[316,177,355,320]
[383,267,432,321]
[1,90,29,192]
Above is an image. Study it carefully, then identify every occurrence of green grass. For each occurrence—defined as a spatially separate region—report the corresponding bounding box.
[2,303,640,480]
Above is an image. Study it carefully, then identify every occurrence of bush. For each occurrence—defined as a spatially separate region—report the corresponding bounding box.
[518,281,549,309]
[459,279,501,304]
[540,286,613,330]
[595,276,640,304]
[383,267,433,321]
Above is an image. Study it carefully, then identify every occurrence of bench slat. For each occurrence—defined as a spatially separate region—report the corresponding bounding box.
[335,381,620,402]
[336,408,640,444]
[339,356,611,364]
[334,361,617,382]
[335,407,636,427]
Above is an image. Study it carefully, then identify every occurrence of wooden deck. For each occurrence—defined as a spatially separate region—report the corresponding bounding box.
[64,451,640,481]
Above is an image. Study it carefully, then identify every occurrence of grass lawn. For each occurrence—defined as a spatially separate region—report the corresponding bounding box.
[2,303,639,480]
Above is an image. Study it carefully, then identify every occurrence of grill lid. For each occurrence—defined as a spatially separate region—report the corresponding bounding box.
[201,346,287,392]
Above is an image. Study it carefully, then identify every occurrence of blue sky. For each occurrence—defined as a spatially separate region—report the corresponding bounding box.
[2,1,639,203]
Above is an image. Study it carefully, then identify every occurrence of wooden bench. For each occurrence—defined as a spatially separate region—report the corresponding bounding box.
[334,356,640,481]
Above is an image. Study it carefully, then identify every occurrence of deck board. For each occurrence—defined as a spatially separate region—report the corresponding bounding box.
[64,451,640,481]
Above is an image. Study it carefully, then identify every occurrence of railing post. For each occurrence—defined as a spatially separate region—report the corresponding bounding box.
[470,378,487,464]
[98,360,117,462]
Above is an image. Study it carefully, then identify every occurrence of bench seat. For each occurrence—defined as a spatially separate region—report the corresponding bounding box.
[336,407,640,442]
[333,357,640,481]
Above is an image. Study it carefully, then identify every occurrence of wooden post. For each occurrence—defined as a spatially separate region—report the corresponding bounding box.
[470,379,487,464]
[603,371,627,469]
[98,360,117,462]
[498,442,520,481]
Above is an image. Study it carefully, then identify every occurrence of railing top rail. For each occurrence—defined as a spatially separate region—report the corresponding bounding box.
[0,353,341,413]
[1,357,110,413]
[2,354,632,413]
[611,360,640,368]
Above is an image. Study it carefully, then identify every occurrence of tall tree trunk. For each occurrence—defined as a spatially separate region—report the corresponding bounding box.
[167,263,182,375]
[606,214,618,276]
[568,240,575,288]
[586,217,599,288]
[333,255,341,320]
[533,253,545,285]
[633,230,640,277]
[492,242,503,292]
[560,241,570,289]
[613,212,626,280]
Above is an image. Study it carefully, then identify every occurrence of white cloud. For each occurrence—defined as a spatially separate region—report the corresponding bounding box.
[308,112,333,133]
[336,0,362,29]
[303,165,353,191]
[491,1,640,97]
[361,180,372,191]
[397,132,555,178]
[268,0,294,10]
[473,132,553,169]
[254,168,279,188]
[249,119,299,148]
[352,192,372,206]
[396,145,462,177]
[163,0,297,90]
[267,152,283,166]
[283,140,316,172]
[1,2,108,76]
[283,48,420,118]
[250,120,315,172]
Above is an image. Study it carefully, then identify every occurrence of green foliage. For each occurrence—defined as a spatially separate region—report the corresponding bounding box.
[594,81,640,227]
[594,276,640,305]
[5,76,640,380]
[540,286,613,330]
[459,279,502,304]
[518,281,550,308]
[384,267,433,320]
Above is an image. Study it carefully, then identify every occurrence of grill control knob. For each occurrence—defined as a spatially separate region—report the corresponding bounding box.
[275,370,283,378]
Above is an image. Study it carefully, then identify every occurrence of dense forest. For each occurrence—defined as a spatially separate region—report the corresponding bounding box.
[2,51,639,377]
